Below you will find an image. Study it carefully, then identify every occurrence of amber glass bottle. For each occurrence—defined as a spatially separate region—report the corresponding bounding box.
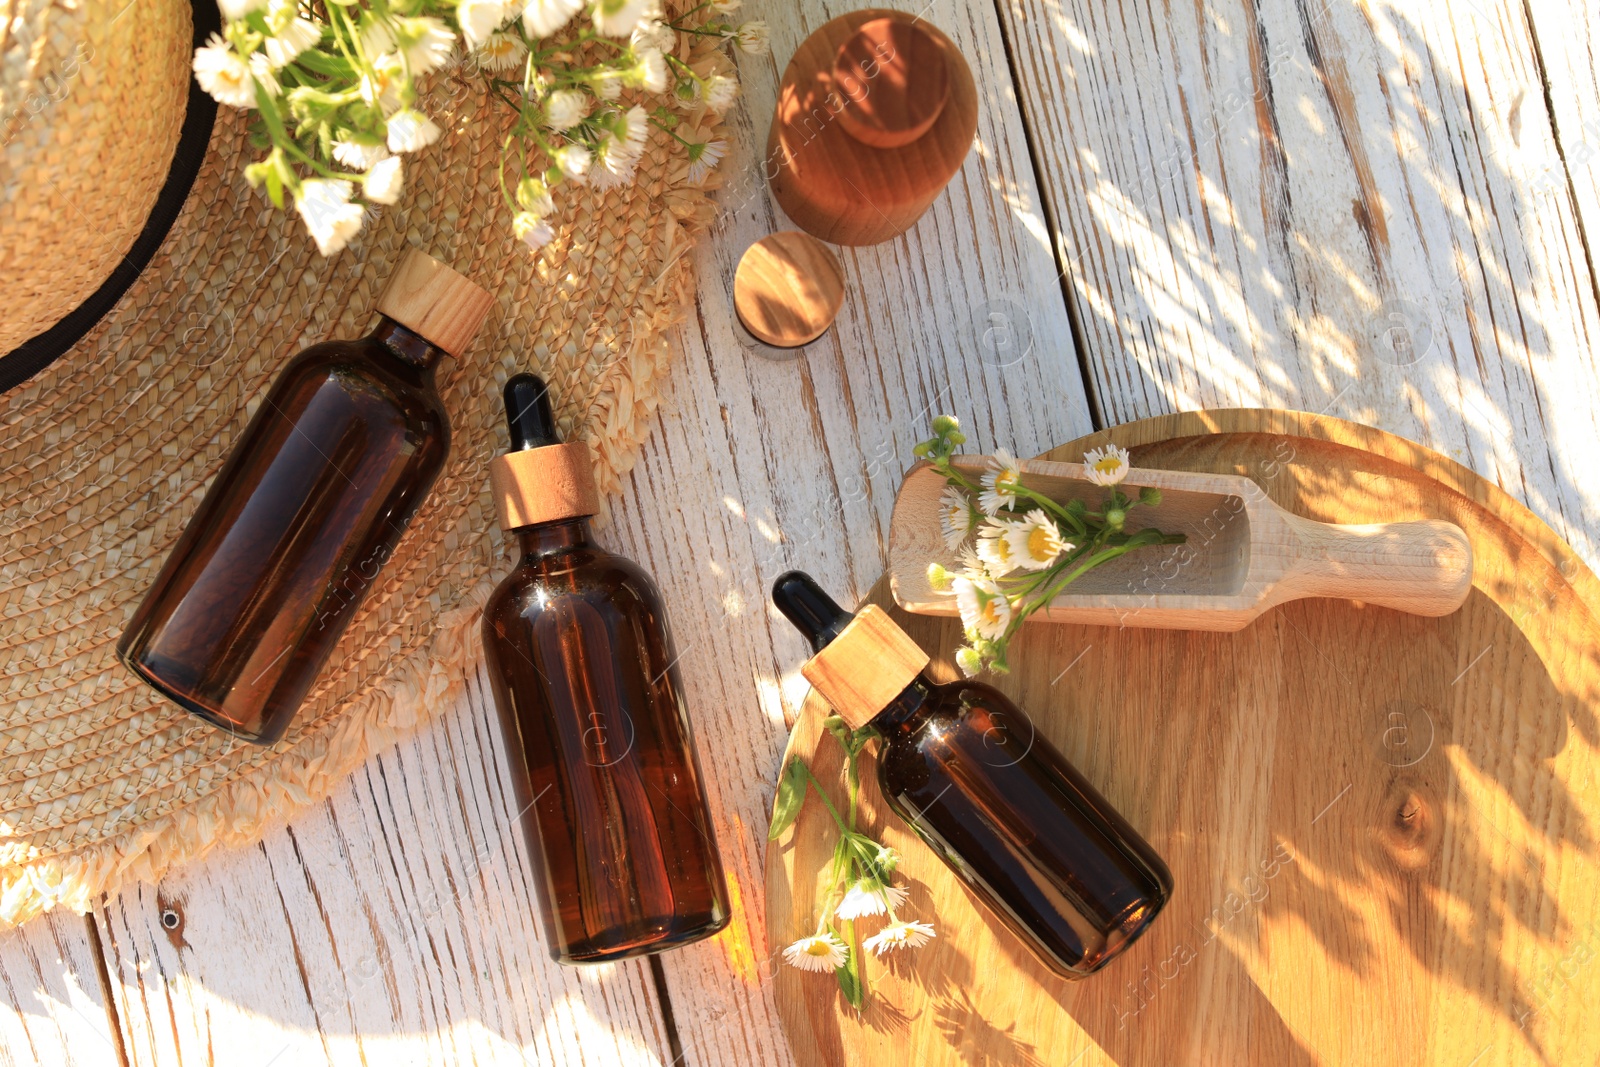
[772,571,1172,979]
[118,251,493,744]
[482,374,729,964]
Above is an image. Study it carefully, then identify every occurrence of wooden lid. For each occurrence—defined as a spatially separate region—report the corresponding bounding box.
[490,441,601,530]
[801,605,930,729]
[376,249,495,357]
[832,18,951,149]
[734,232,846,348]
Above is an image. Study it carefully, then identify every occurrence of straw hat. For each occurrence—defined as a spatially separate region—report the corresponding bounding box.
[0,19,732,924]
[0,0,199,365]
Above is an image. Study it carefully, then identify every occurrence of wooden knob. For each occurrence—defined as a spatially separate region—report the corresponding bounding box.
[733,232,845,348]
[375,249,494,356]
[832,18,950,149]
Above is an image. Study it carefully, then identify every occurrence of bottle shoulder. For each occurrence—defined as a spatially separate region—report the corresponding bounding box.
[270,338,449,435]
[485,544,664,621]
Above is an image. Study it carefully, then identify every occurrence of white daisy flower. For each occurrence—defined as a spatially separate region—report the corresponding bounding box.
[686,139,726,183]
[517,178,555,215]
[589,138,638,189]
[955,646,983,677]
[543,89,589,132]
[394,17,456,74]
[630,47,668,92]
[475,30,528,73]
[834,881,909,922]
[978,448,1023,515]
[703,73,739,112]
[193,35,257,109]
[333,139,389,170]
[555,143,592,181]
[782,932,848,973]
[592,0,653,37]
[954,576,1010,640]
[954,544,988,580]
[522,0,584,37]
[248,53,281,99]
[295,179,365,256]
[363,156,404,205]
[263,17,321,68]
[631,18,675,54]
[735,20,769,55]
[1083,443,1131,487]
[672,77,702,109]
[617,103,649,154]
[359,64,405,115]
[218,0,268,19]
[590,70,624,100]
[863,920,936,955]
[513,211,555,251]
[938,485,978,549]
[360,17,398,58]
[456,0,509,47]
[710,0,741,11]
[975,518,1020,576]
[1006,509,1069,571]
[386,108,442,153]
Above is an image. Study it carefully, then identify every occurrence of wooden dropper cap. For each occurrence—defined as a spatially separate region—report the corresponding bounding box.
[376,249,495,357]
[490,374,600,531]
[773,571,930,730]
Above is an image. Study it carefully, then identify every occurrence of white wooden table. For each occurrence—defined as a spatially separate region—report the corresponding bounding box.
[5,0,1598,1063]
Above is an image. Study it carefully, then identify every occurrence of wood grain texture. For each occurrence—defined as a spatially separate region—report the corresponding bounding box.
[801,605,930,729]
[889,454,1474,629]
[93,661,675,1067]
[768,411,1600,1065]
[733,231,845,347]
[997,0,1600,571]
[0,914,122,1067]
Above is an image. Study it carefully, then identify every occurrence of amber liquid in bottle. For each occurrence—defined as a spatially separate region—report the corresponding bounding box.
[773,571,1172,978]
[117,317,452,744]
[482,375,729,963]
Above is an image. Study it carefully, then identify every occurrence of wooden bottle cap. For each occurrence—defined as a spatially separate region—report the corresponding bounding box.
[734,232,845,348]
[801,605,930,730]
[490,441,601,530]
[832,18,950,149]
[376,249,495,357]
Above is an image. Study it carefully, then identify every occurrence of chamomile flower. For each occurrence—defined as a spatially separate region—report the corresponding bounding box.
[1006,509,1069,571]
[386,108,442,153]
[248,54,282,99]
[456,0,509,48]
[975,518,1020,576]
[938,485,978,549]
[863,920,936,955]
[783,932,848,973]
[978,448,1023,515]
[954,576,1010,640]
[333,139,389,169]
[295,179,365,256]
[363,156,404,204]
[834,882,911,921]
[617,104,650,154]
[926,562,953,592]
[394,17,456,74]
[592,0,653,37]
[685,139,726,183]
[734,20,770,55]
[522,0,583,36]
[590,133,639,188]
[703,73,739,112]
[672,77,702,109]
[555,143,592,182]
[955,646,983,677]
[263,17,321,68]
[631,18,675,54]
[1083,443,1131,487]
[193,35,257,109]
[476,30,528,73]
[630,48,669,92]
[516,177,555,215]
[543,89,589,131]
[513,211,555,251]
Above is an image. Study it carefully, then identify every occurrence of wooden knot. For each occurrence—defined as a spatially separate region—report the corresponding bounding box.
[1373,777,1441,871]
[831,18,950,148]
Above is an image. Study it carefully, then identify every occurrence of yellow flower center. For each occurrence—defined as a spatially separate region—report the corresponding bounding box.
[980,600,1003,625]
[804,940,832,957]
[997,471,1019,491]
[1027,526,1055,559]
[1093,456,1121,475]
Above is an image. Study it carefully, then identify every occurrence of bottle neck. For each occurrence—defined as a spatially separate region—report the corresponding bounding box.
[515,516,595,559]
[870,675,934,734]
[370,316,445,370]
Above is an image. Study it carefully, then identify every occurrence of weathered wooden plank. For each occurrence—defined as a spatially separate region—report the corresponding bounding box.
[94,661,674,1067]
[998,0,1600,571]
[0,913,123,1067]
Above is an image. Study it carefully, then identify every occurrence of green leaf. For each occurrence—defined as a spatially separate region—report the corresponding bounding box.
[766,757,808,841]
[834,922,865,1009]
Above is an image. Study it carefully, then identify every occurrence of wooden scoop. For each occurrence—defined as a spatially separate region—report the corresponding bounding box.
[888,456,1474,632]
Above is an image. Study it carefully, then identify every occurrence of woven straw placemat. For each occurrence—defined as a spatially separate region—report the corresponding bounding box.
[0,44,730,925]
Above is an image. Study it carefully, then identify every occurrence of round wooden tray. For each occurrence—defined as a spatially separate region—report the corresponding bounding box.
[765,410,1600,1066]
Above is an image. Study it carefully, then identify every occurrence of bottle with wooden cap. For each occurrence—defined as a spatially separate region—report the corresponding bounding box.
[767,10,978,245]
[771,571,1172,979]
[118,249,493,745]
[482,373,729,964]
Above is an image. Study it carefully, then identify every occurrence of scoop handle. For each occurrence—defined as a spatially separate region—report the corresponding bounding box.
[1278,516,1474,616]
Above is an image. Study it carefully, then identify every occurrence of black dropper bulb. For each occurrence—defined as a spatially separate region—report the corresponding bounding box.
[504,373,561,450]
[771,571,856,653]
